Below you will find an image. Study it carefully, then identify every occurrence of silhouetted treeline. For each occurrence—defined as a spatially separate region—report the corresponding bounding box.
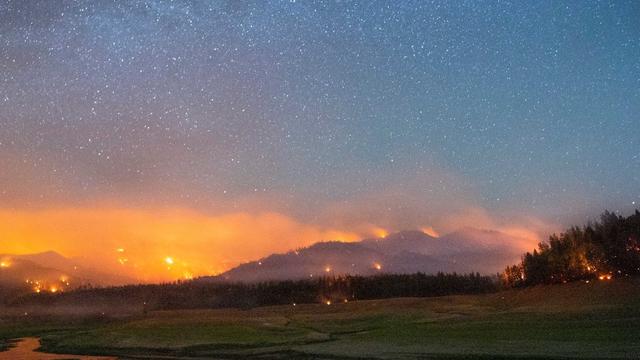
[9,272,496,310]
[503,210,640,287]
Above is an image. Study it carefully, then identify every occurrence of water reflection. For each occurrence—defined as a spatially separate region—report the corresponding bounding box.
[0,338,116,360]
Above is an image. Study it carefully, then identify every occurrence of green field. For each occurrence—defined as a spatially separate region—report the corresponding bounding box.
[1,279,639,359]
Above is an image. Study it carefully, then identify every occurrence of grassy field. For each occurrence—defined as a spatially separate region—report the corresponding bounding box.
[1,279,639,359]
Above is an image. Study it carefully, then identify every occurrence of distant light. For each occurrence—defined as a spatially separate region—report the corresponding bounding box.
[0,261,10,268]
[373,262,382,270]
[49,286,58,293]
[325,266,331,273]
[326,300,331,305]
[116,248,125,253]
[165,257,174,265]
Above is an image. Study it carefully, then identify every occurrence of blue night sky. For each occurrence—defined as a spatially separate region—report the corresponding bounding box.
[1,1,639,260]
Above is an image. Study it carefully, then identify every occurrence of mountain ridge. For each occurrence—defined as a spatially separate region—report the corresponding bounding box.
[203,227,526,283]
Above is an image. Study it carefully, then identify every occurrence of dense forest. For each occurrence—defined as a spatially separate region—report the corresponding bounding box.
[9,272,496,310]
[503,210,640,287]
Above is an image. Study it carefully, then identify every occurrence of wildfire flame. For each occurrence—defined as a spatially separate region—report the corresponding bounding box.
[421,226,440,238]
[372,227,388,238]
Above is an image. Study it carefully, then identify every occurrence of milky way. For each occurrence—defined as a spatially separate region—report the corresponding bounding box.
[1,1,639,277]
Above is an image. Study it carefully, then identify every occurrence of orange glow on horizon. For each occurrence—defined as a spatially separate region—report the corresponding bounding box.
[0,206,548,283]
[420,226,440,238]
[0,207,362,282]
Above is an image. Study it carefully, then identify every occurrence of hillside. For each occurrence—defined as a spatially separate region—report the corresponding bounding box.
[210,229,525,282]
[0,252,135,300]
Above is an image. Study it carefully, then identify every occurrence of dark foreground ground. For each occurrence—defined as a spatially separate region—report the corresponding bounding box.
[1,278,639,359]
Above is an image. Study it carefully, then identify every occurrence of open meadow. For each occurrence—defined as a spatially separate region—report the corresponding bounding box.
[1,278,639,359]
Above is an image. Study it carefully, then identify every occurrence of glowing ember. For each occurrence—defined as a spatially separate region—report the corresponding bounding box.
[325,300,331,305]
[324,266,332,273]
[598,274,612,281]
[372,227,388,238]
[49,286,59,293]
[374,262,382,270]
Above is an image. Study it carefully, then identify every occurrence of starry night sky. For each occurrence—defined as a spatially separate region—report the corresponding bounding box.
[1,1,639,277]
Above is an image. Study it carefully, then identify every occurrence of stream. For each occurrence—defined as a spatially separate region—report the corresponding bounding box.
[0,338,116,359]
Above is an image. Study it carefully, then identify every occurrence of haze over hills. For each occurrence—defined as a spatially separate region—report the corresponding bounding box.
[206,228,527,283]
[0,251,136,298]
[0,228,529,290]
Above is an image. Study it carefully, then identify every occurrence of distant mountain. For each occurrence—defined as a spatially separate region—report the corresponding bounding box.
[205,229,525,283]
[0,251,135,298]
